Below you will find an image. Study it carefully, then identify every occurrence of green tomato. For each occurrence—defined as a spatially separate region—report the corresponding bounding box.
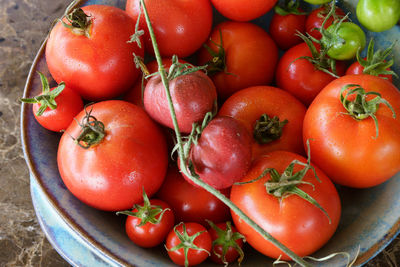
[357,0,400,32]
[324,22,366,61]
[303,0,332,4]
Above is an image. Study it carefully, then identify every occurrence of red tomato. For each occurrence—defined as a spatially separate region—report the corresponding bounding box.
[305,5,346,40]
[275,42,346,106]
[125,0,212,57]
[189,116,252,189]
[57,100,168,211]
[303,74,400,188]
[346,61,393,82]
[156,165,231,226]
[210,0,277,21]
[198,21,279,100]
[46,5,144,101]
[219,86,306,159]
[144,70,217,134]
[165,222,212,266]
[230,150,341,260]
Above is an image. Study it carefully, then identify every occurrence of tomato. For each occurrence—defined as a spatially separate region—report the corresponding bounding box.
[144,70,217,134]
[306,5,346,40]
[219,86,306,159]
[346,60,394,83]
[21,72,83,132]
[209,0,277,22]
[156,165,231,226]
[165,222,212,266]
[57,100,168,211]
[126,0,212,57]
[357,0,400,32]
[275,42,346,106]
[188,116,252,189]
[230,150,341,260]
[46,5,144,101]
[303,74,400,188]
[197,21,279,100]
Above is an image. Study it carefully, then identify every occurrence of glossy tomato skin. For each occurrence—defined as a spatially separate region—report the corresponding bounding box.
[306,6,346,40]
[126,0,212,57]
[32,86,83,132]
[357,0,400,32]
[57,100,168,211]
[46,5,144,101]
[125,199,175,248]
[346,60,393,83]
[303,74,400,188]
[166,222,212,266]
[198,21,279,100]
[157,165,231,226]
[230,151,341,260]
[210,0,277,21]
[219,86,306,159]
[144,71,217,134]
[275,42,346,106]
[269,10,307,50]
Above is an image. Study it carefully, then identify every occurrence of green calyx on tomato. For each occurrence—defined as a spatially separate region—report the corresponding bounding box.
[60,7,92,37]
[116,189,170,227]
[274,0,307,16]
[72,105,105,149]
[20,72,65,116]
[340,84,396,139]
[357,0,400,32]
[202,30,229,76]
[253,114,288,144]
[166,55,208,81]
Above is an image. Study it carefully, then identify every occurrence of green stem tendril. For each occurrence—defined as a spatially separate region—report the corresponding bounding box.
[340,84,396,139]
[116,189,169,226]
[254,114,288,144]
[72,105,105,149]
[274,0,307,16]
[20,72,65,116]
[60,7,92,37]
[165,222,211,267]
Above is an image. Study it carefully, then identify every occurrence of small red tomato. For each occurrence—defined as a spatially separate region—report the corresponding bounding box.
[165,222,212,267]
[210,0,277,22]
[306,5,346,40]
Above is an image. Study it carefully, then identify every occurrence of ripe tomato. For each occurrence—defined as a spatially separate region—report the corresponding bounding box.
[165,222,212,266]
[230,150,341,260]
[197,21,278,100]
[306,5,346,40]
[346,60,394,83]
[46,5,144,101]
[57,100,168,211]
[219,86,306,159]
[125,0,213,57]
[189,116,252,189]
[275,42,346,106]
[357,0,400,32]
[210,0,277,21]
[303,74,400,188]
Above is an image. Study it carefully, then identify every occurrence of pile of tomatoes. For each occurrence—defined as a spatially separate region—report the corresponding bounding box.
[22,0,400,266]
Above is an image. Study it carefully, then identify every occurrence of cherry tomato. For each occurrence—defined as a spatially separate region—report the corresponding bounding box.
[57,100,168,211]
[357,0,400,32]
[230,150,341,260]
[46,5,144,101]
[198,21,279,100]
[303,74,400,188]
[126,0,213,57]
[219,86,306,159]
[210,0,277,22]
[157,165,231,226]
[165,222,212,266]
[306,5,346,40]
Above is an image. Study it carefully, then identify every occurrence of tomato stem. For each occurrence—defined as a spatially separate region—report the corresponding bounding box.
[253,114,288,144]
[72,105,105,149]
[60,7,92,37]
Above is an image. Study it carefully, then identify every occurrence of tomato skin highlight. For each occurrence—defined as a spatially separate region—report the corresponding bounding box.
[46,5,144,101]
[303,74,400,188]
[57,100,168,211]
[230,151,341,260]
[210,0,277,22]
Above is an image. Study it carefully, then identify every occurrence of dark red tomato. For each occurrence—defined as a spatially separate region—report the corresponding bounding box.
[144,71,217,134]
[210,0,277,21]
[346,60,393,83]
[198,21,278,100]
[230,150,341,260]
[306,5,346,40]
[275,42,346,106]
[165,222,212,266]
[157,165,231,226]
[126,0,212,57]
[189,116,252,189]
[46,5,144,101]
[303,74,400,188]
[124,199,174,248]
[219,86,306,159]
[57,100,168,211]
[269,10,307,50]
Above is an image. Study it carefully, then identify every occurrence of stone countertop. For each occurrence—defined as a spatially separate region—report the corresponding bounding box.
[0,0,399,266]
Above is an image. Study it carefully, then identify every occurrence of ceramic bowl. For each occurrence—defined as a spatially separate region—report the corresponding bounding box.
[21,0,400,266]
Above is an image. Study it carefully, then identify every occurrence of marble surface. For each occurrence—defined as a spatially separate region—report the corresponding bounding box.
[0,0,399,266]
